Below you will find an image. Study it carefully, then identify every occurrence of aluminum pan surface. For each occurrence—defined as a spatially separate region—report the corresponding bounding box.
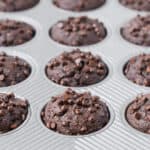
[0,0,149,150]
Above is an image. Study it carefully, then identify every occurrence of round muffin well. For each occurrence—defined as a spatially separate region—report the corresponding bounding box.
[41,89,110,135]
[45,49,108,87]
[0,0,40,12]
[0,19,36,47]
[124,53,150,87]
[50,16,107,46]
[53,0,106,12]
[0,93,29,133]
[126,94,150,134]
[121,15,150,47]
[0,52,31,87]
[119,0,150,11]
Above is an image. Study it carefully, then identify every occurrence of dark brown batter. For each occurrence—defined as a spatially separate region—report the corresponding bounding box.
[53,0,105,11]
[0,0,40,12]
[126,94,150,134]
[124,54,150,87]
[0,93,29,133]
[46,49,108,87]
[0,52,31,87]
[121,15,150,46]
[41,89,110,135]
[50,16,107,46]
[0,19,35,47]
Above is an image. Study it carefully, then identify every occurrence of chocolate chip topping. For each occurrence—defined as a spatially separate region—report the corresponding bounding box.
[41,89,110,135]
[121,15,150,46]
[124,54,150,87]
[0,52,31,87]
[46,49,108,87]
[53,0,105,11]
[126,94,150,134]
[0,0,40,12]
[0,20,35,47]
[0,93,29,133]
[50,16,107,46]
[119,0,150,11]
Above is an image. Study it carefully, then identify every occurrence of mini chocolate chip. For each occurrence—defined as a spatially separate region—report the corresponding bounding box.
[68,99,74,105]
[88,116,94,122]
[58,100,64,105]
[41,111,44,117]
[80,126,87,132]
[134,112,141,120]
[88,107,95,113]
[57,22,64,29]
[10,123,18,129]
[1,103,7,108]
[147,129,150,134]
[62,121,69,127]
[0,74,5,81]
[51,97,57,102]
[95,103,100,109]
[0,56,5,61]
[50,122,57,129]
[146,66,150,73]
[7,106,13,112]
[145,105,150,111]
[22,114,26,120]
[23,70,29,76]
[74,109,82,115]
[61,105,68,113]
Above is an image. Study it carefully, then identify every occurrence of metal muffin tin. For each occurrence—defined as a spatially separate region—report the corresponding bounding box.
[0,0,150,149]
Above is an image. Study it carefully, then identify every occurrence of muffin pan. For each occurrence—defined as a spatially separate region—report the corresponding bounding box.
[0,0,150,150]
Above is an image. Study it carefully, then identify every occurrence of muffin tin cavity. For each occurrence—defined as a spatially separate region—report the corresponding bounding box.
[0,50,37,89]
[126,94,150,134]
[40,89,114,137]
[123,53,150,87]
[122,94,150,136]
[0,92,30,134]
[45,49,109,87]
[0,0,40,12]
[53,0,106,12]
[119,0,150,11]
[49,16,107,46]
[120,15,150,47]
[0,19,36,47]
[0,51,31,87]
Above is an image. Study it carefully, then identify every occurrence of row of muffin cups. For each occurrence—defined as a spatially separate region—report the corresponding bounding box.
[0,49,150,137]
[0,0,149,13]
[0,14,149,48]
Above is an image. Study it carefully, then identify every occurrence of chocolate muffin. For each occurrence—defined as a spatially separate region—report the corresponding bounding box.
[53,0,105,11]
[121,15,150,46]
[41,89,110,135]
[0,93,29,133]
[126,94,150,134]
[124,54,150,87]
[119,0,150,11]
[0,0,40,12]
[0,19,35,47]
[45,49,108,87]
[0,52,31,87]
[50,16,107,46]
